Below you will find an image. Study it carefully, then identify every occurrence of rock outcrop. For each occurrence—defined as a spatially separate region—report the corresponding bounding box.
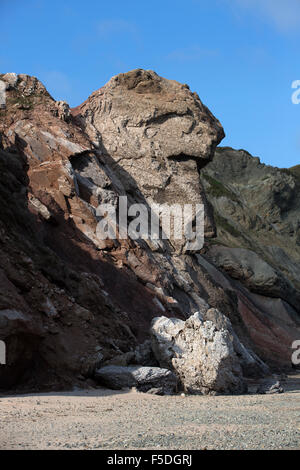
[73,69,225,248]
[208,246,300,308]
[0,70,299,392]
[201,147,300,291]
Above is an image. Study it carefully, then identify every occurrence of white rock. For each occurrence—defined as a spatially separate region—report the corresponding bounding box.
[151,311,247,395]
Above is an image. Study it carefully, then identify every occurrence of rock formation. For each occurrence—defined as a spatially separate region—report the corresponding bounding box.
[73,69,224,248]
[151,312,247,395]
[0,70,299,393]
[94,365,178,394]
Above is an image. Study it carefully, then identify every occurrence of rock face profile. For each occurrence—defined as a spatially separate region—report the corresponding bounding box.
[73,69,225,245]
[151,312,246,395]
[75,69,224,162]
[0,69,299,393]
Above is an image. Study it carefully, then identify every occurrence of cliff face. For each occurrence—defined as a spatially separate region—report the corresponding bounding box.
[201,148,300,367]
[0,71,298,391]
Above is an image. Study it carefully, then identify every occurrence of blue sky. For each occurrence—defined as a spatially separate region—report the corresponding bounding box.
[1,0,300,168]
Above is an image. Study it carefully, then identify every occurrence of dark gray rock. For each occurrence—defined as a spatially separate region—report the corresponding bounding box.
[146,387,166,395]
[94,365,178,394]
[133,340,159,367]
[208,246,300,309]
[256,380,284,395]
[201,147,300,299]
[102,340,158,368]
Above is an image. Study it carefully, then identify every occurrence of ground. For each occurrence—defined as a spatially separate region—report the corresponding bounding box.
[0,375,300,450]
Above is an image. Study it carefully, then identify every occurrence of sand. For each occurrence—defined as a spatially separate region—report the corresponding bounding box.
[0,375,300,450]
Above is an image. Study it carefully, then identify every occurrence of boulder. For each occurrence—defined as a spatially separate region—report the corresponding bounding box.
[94,365,178,394]
[202,306,270,377]
[151,312,247,395]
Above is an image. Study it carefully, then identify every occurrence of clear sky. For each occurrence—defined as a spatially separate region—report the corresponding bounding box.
[1,0,300,168]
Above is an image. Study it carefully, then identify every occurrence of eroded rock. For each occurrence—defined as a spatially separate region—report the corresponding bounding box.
[151,312,247,395]
[73,69,225,249]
